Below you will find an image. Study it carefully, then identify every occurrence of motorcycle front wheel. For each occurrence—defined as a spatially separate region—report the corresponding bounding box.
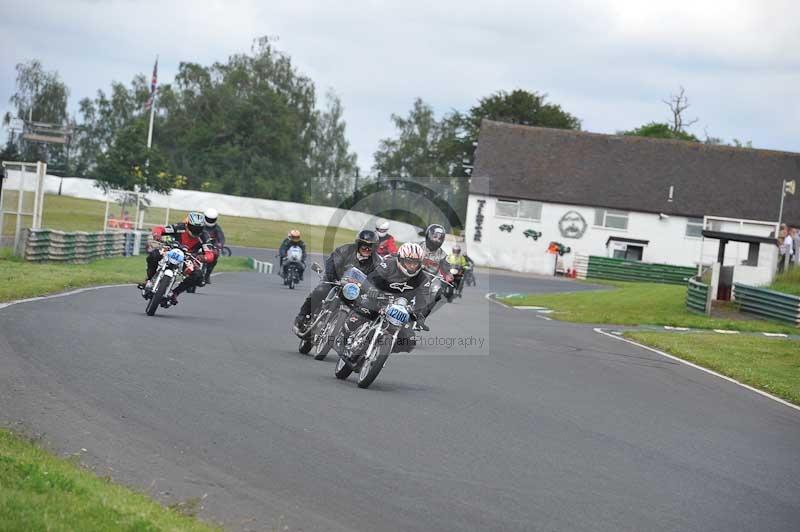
[298,337,313,354]
[357,337,393,389]
[334,356,353,380]
[146,277,169,316]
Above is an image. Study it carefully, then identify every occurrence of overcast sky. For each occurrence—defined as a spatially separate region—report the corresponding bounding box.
[1,0,798,172]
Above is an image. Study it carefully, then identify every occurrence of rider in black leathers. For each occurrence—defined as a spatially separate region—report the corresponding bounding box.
[340,242,432,355]
[294,229,381,334]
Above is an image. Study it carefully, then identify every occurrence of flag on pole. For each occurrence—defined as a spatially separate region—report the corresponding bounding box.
[144,57,158,111]
[785,179,796,195]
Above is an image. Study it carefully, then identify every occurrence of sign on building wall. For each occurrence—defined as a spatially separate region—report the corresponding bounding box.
[558,210,587,239]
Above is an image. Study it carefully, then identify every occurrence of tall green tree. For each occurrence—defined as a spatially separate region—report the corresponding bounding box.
[3,59,71,169]
[93,118,176,193]
[309,89,359,204]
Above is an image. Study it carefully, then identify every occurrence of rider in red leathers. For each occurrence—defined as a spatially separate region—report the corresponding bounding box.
[140,212,215,305]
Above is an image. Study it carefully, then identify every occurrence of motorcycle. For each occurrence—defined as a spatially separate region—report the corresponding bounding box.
[282,245,305,289]
[141,239,203,316]
[187,237,222,293]
[443,265,465,303]
[463,265,476,287]
[333,288,418,389]
[297,265,367,360]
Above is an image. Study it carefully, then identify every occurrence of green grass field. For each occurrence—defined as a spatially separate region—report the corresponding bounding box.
[1,192,356,252]
[498,280,798,334]
[0,429,219,531]
[769,267,800,296]
[0,251,250,302]
[625,332,800,406]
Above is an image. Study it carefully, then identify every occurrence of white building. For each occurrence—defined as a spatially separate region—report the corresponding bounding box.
[464,121,800,286]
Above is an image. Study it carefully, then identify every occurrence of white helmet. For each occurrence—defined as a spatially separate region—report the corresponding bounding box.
[376,220,390,236]
[203,207,218,227]
[397,242,424,277]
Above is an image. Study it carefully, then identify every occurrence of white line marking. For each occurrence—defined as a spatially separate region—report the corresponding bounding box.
[763,333,788,338]
[536,315,552,321]
[537,309,553,314]
[593,327,800,413]
[515,306,549,310]
[713,329,740,334]
[664,326,690,331]
[484,292,513,309]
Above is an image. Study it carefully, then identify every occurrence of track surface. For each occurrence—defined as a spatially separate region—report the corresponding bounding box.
[1,262,799,531]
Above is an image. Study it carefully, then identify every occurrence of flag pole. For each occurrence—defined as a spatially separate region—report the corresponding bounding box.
[777,179,786,226]
[146,55,158,153]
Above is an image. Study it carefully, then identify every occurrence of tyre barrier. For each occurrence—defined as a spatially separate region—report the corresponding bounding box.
[23,229,127,263]
[733,283,800,327]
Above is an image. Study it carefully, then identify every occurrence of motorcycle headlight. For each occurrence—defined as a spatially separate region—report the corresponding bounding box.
[342,282,361,301]
[450,268,459,275]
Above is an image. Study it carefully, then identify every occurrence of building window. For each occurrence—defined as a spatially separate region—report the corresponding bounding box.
[686,218,703,238]
[496,199,542,220]
[594,209,629,230]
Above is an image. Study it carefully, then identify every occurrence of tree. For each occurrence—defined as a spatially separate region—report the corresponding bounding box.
[663,86,698,135]
[3,59,70,167]
[309,89,359,204]
[373,98,457,178]
[93,118,176,193]
[620,122,700,142]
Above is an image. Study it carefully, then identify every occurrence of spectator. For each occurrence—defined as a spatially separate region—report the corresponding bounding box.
[792,226,800,269]
[777,224,793,273]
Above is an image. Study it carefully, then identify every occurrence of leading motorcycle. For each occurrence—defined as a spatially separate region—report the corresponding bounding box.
[282,245,305,289]
[141,239,203,316]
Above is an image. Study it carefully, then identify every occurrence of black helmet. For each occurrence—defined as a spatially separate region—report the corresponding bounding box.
[355,229,379,260]
[424,224,446,251]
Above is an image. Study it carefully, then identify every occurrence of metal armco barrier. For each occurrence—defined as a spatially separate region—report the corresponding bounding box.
[733,283,800,326]
[686,278,712,315]
[23,229,127,263]
[586,256,695,285]
[248,256,274,274]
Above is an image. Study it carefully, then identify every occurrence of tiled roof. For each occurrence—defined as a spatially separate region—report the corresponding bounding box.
[471,120,800,226]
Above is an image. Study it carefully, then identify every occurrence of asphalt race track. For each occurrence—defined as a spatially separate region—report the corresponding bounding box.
[1,259,799,531]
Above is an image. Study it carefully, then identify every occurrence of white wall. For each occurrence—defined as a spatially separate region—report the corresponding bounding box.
[2,172,422,242]
[463,194,778,285]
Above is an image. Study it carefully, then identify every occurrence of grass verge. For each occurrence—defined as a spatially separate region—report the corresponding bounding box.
[2,193,356,252]
[768,268,800,296]
[0,253,250,302]
[624,332,800,406]
[0,428,219,531]
[498,280,798,334]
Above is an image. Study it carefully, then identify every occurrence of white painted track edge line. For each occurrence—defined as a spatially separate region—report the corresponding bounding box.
[484,292,513,309]
[593,327,800,413]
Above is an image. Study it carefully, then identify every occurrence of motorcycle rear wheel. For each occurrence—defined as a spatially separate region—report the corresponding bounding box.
[357,338,392,389]
[146,278,168,316]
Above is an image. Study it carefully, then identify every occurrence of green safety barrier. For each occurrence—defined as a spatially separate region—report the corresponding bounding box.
[686,278,711,315]
[586,256,695,285]
[733,284,800,326]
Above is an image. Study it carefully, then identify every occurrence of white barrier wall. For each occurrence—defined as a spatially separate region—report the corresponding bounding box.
[3,172,422,242]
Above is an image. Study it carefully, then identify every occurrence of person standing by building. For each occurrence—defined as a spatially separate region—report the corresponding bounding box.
[791,226,800,269]
[777,224,793,273]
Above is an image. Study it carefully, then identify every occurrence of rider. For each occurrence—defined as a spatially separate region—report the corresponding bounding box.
[447,244,468,269]
[375,220,398,257]
[202,207,225,284]
[340,242,432,358]
[140,212,215,305]
[294,229,381,334]
[279,229,307,279]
